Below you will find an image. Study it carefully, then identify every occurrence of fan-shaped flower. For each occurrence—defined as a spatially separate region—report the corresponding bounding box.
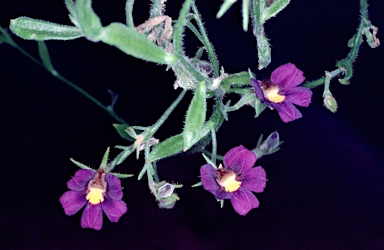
[59,169,127,230]
[200,145,267,215]
[252,63,312,123]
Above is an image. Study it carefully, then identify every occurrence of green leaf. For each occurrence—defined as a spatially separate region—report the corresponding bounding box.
[260,0,290,24]
[242,0,250,31]
[113,124,136,141]
[70,158,92,170]
[38,41,56,75]
[110,172,134,178]
[65,0,79,27]
[183,81,207,151]
[216,0,237,18]
[113,145,134,165]
[147,134,184,163]
[100,147,110,169]
[75,0,103,42]
[101,23,177,65]
[256,34,271,70]
[10,17,83,41]
[221,72,250,90]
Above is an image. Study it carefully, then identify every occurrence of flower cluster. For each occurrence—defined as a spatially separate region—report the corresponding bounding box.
[59,169,127,230]
[200,145,267,215]
[252,63,312,123]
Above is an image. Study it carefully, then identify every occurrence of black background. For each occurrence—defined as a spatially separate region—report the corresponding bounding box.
[1,0,384,249]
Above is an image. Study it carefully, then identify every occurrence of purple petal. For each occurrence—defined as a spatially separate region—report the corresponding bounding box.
[270,63,305,91]
[59,190,87,216]
[251,78,266,102]
[241,166,267,193]
[105,174,123,200]
[102,198,128,222]
[223,145,257,174]
[200,164,231,200]
[200,164,220,192]
[274,101,302,123]
[67,169,95,191]
[81,203,103,230]
[230,189,260,216]
[284,87,313,107]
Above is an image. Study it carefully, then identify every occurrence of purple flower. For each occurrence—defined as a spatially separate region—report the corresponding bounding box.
[252,63,312,123]
[200,145,267,216]
[59,169,127,230]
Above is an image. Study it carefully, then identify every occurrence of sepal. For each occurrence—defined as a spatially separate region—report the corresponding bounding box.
[70,158,92,170]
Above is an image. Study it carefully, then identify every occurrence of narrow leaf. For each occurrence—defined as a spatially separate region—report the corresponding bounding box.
[261,0,290,24]
[10,17,83,41]
[148,134,184,163]
[183,81,207,151]
[242,0,250,31]
[75,0,103,42]
[114,145,134,165]
[70,158,92,170]
[101,23,177,64]
[217,0,237,18]
[113,124,135,141]
[38,41,56,74]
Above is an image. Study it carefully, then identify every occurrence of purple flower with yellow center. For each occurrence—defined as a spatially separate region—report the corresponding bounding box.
[200,145,267,216]
[252,63,312,123]
[59,169,127,230]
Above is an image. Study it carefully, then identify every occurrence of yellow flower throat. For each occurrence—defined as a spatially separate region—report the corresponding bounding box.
[217,170,241,193]
[264,85,285,103]
[86,171,107,205]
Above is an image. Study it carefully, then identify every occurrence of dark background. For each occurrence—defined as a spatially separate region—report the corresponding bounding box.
[1,0,384,249]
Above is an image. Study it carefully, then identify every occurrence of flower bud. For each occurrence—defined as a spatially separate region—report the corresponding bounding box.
[323,95,338,113]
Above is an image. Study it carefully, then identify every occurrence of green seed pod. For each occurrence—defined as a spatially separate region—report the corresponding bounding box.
[101,23,177,65]
[10,17,83,41]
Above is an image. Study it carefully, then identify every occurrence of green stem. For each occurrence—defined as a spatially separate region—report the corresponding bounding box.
[303,0,370,89]
[210,128,217,165]
[125,0,135,28]
[191,2,220,77]
[174,0,192,56]
[8,40,128,125]
[148,89,187,137]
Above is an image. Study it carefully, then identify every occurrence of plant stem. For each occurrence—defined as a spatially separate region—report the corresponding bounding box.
[191,2,220,77]
[7,39,128,125]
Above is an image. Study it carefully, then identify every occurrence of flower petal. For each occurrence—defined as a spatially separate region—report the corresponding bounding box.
[59,190,87,216]
[271,63,305,91]
[67,169,95,191]
[200,164,220,191]
[251,78,266,102]
[284,87,312,107]
[81,203,103,230]
[230,189,260,216]
[241,166,267,193]
[102,198,128,222]
[105,174,123,200]
[223,145,256,175]
[200,164,231,200]
[274,101,302,123]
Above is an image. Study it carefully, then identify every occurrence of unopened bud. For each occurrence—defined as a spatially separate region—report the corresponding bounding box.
[323,95,338,113]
